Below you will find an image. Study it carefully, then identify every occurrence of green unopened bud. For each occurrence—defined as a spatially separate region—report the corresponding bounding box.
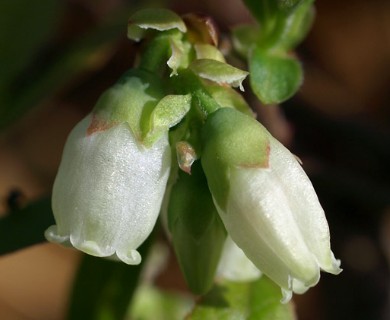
[168,161,226,294]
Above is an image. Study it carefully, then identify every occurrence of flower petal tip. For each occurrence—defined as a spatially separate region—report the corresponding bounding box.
[280,288,293,304]
[327,253,343,275]
[45,225,69,244]
[116,249,142,265]
[72,239,115,258]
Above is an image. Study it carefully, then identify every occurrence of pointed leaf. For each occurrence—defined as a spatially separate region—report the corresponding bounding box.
[249,47,302,105]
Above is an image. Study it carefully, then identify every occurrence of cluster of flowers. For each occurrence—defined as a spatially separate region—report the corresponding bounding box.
[45,9,341,302]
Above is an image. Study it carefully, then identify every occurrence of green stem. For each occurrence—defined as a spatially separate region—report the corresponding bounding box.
[173,69,220,117]
[138,35,170,74]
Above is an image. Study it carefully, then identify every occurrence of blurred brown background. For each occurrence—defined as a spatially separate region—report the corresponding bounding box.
[0,0,389,319]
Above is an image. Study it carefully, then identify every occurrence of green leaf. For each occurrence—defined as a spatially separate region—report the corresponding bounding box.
[143,94,191,146]
[190,59,249,91]
[0,198,54,255]
[270,0,315,51]
[168,161,226,295]
[243,0,279,35]
[68,235,153,320]
[188,277,296,320]
[128,8,186,41]
[243,0,314,51]
[231,25,260,58]
[249,47,302,105]
[130,285,193,320]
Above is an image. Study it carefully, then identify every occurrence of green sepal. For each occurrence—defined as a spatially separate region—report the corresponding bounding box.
[189,59,249,91]
[128,8,186,41]
[92,69,164,141]
[171,69,221,116]
[206,82,254,117]
[168,161,227,295]
[249,47,302,105]
[194,44,225,62]
[143,94,192,146]
[201,108,269,210]
[167,35,192,76]
[188,277,296,320]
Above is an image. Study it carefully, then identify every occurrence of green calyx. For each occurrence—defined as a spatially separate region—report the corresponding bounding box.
[92,69,191,147]
[92,69,163,141]
[201,108,270,210]
[168,161,226,295]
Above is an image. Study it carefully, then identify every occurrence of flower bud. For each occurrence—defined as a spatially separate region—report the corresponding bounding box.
[201,108,341,302]
[217,236,261,282]
[168,161,226,294]
[45,71,171,264]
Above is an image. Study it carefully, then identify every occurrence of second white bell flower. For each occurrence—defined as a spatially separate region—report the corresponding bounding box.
[201,108,341,302]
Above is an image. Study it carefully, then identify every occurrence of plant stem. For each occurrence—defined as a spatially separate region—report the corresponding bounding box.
[138,36,170,74]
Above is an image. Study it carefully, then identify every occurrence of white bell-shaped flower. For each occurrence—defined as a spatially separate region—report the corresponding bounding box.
[201,108,341,302]
[45,114,171,264]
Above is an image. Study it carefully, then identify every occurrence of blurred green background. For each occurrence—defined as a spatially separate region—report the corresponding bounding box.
[0,0,389,319]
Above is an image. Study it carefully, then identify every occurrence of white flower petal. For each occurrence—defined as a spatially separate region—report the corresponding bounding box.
[268,136,342,275]
[47,114,171,264]
[223,167,321,287]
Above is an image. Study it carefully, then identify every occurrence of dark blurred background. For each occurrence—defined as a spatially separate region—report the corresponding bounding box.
[0,0,389,319]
